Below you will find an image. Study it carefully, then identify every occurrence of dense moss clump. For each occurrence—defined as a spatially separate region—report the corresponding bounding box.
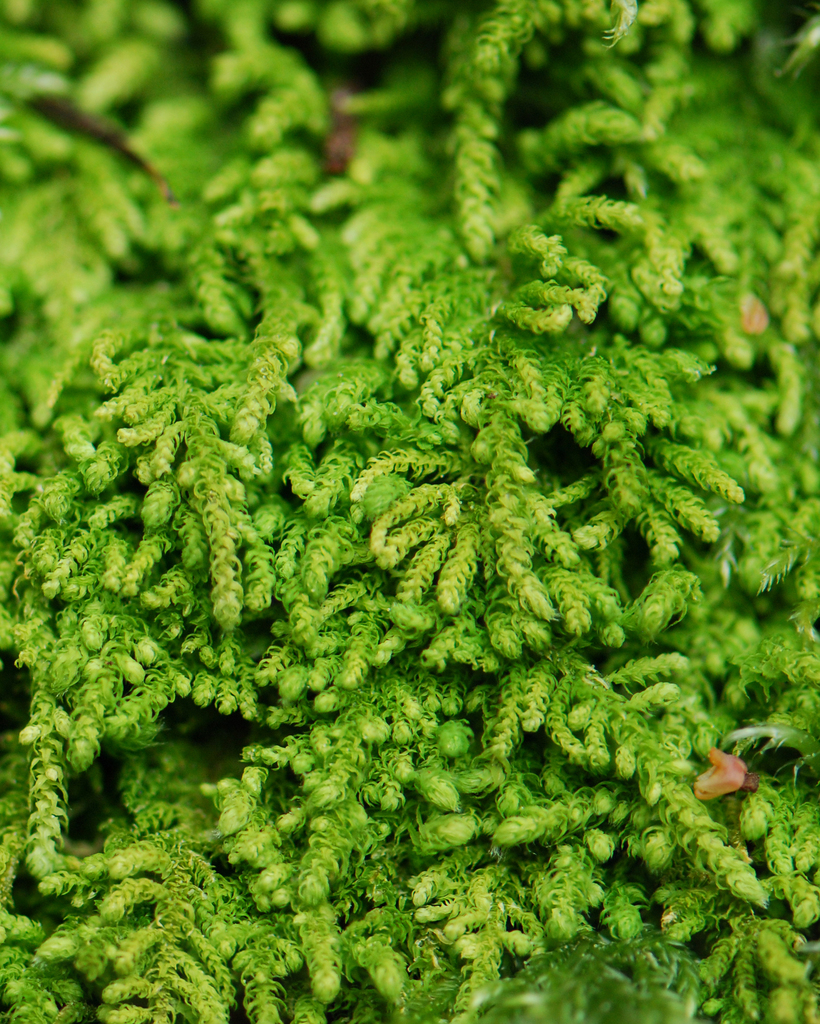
[2,0,820,1021]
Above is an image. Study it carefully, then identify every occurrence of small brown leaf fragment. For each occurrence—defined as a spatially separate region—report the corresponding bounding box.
[324,87,358,175]
[740,294,769,335]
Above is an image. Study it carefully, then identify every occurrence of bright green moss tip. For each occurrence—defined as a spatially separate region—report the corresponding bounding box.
[0,1,820,1022]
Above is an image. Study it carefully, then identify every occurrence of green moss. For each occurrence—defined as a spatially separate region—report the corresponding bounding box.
[0,0,819,1021]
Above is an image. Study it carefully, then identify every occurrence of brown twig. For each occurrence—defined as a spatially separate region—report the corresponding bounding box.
[324,86,358,176]
[29,94,178,206]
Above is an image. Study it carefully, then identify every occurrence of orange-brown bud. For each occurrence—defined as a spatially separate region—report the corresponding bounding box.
[694,747,756,800]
